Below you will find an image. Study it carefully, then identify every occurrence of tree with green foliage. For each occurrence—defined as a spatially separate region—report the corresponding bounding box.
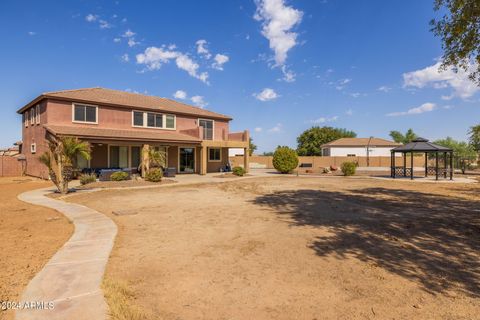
[389,129,418,144]
[468,124,480,152]
[39,136,91,194]
[249,137,257,156]
[434,137,477,173]
[430,0,480,84]
[296,126,356,156]
[273,146,299,174]
[262,151,274,156]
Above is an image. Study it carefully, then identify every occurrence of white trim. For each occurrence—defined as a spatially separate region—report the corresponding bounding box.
[30,143,36,154]
[30,107,35,125]
[36,104,40,124]
[131,110,176,130]
[198,118,215,140]
[208,147,222,162]
[72,103,99,124]
[24,111,28,128]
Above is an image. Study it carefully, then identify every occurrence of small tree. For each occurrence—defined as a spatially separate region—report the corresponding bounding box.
[249,138,257,156]
[341,162,356,176]
[39,136,91,194]
[273,146,299,174]
[139,146,167,177]
[389,129,417,144]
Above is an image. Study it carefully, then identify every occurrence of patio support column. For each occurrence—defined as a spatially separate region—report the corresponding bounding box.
[391,151,394,178]
[200,146,207,175]
[443,152,447,178]
[424,152,428,177]
[403,152,406,177]
[244,147,250,173]
[450,151,453,180]
[410,151,414,180]
[435,152,439,181]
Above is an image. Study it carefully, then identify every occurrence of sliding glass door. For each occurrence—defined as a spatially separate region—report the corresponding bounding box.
[109,146,129,168]
[179,148,195,173]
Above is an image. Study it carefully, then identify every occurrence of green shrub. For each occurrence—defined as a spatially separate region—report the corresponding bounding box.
[232,166,246,176]
[145,168,163,182]
[79,173,96,185]
[341,162,356,176]
[273,146,299,174]
[110,171,129,181]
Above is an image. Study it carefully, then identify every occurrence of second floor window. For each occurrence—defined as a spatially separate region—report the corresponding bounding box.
[199,119,213,140]
[132,111,176,129]
[73,104,97,123]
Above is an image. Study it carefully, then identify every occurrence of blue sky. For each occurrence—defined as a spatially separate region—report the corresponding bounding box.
[1,0,479,152]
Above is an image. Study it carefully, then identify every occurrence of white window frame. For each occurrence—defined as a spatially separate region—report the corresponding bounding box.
[30,143,36,154]
[24,111,28,128]
[208,147,222,162]
[30,108,35,125]
[35,104,40,124]
[131,110,176,130]
[198,118,215,140]
[72,103,98,124]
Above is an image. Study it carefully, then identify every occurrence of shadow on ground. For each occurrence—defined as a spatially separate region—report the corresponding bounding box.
[253,187,480,297]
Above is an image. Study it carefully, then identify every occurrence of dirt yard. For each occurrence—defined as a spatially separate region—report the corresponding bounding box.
[67,176,480,319]
[0,177,73,320]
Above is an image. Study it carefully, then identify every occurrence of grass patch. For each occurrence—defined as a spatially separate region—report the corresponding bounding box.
[102,277,146,320]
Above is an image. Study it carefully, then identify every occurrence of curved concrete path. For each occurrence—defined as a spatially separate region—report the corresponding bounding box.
[15,187,117,320]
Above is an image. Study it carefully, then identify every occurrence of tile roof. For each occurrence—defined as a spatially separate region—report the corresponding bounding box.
[321,137,401,148]
[44,125,201,143]
[18,87,232,120]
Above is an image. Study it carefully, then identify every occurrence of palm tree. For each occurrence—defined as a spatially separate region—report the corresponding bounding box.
[139,145,166,177]
[39,136,91,194]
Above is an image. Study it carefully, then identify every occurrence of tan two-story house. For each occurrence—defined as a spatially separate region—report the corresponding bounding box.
[17,87,249,178]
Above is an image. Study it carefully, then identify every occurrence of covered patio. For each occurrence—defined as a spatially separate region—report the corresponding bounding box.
[390,137,453,180]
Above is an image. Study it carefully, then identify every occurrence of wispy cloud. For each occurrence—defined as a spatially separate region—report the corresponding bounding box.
[386,102,437,117]
[211,54,229,70]
[190,95,208,108]
[378,85,391,92]
[122,29,138,47]
[27,31,36,36]
[254,88,279,101]
[335,78,351,90]
[85,14,98,22]
[403,60,479,100]
[196,40,212,59]
[309,116,338,124]
[268,123,282,133]
[173,90,187,100]
[121,54,129,62]
[254,127,263,132]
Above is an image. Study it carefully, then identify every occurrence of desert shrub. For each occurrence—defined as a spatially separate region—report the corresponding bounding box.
[79,173,96,185]
[145,168,163,182]
[110,171,129,181]
[232,166,246,176]
[273,146,299,174]
[341,162,356,176]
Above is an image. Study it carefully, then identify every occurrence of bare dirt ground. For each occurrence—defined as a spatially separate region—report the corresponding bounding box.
[0,177,73,320]
[67,176,480,320]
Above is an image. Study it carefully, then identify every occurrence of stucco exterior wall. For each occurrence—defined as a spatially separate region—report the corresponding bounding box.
[324,147,400,157]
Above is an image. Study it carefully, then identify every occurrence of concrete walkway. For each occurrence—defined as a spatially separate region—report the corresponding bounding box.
[15,187,117,320]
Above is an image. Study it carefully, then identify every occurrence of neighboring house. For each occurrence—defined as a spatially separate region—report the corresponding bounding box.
[17,87,249,178]
[321,137,401,157]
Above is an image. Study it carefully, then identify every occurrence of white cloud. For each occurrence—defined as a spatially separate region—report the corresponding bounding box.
[378,85,391,92]
[309,116,338,124]
[99,19,111,29]
[85,14,98,22]
[127,38,138,47]
[190,95,208,108]
[403,60,480,100]
[113,37,121,43]
[268,123,282,133]
[335,78,351,90]
[254,127,263,132]
[173,90,187,100]
[254,0,303,66]
[254,88,279,101]
[196,39,211,59]
[123,29,135,38]
[212,54,229,70]
[176,54,209,84]
[122,29,138,47]
[121,54,129,62]
[386,102,437,117]
[345,109,353,116]
[280,65,295,82]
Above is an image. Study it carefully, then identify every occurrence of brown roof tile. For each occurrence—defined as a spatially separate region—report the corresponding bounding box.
[18,87,232,120]
[321,137,401,148]
[44,125,201,143]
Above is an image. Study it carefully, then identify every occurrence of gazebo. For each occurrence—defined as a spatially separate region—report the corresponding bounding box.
[390,137,454,180]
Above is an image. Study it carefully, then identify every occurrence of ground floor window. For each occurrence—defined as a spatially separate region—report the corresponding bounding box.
[209,148,221,161]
